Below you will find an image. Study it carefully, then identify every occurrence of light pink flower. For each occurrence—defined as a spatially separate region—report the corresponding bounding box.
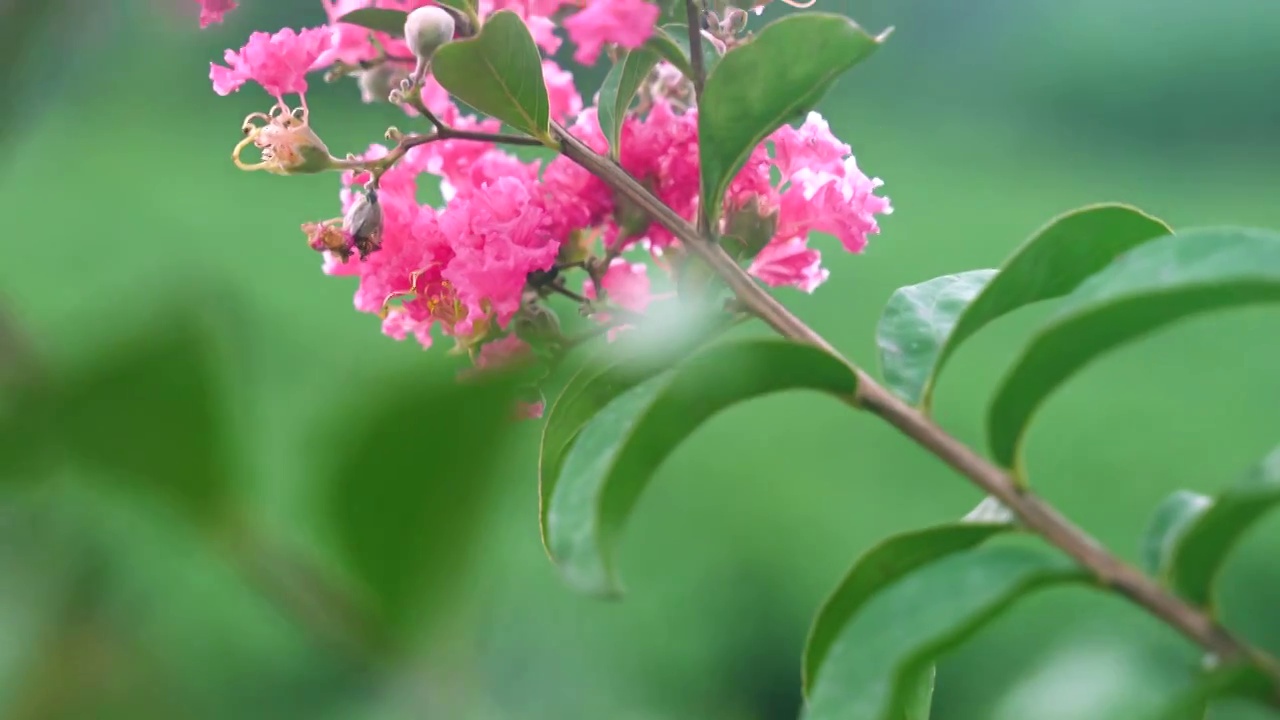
[562,0,660,65]
[770,112,850,180]
[475,334,535,370]
[322,0,434,64]
[777,157,892,254]
[196,0,237,28]
[543,61,583,122]
[584,259,651,312]
[210,26,335,100]
[748,237,829,293]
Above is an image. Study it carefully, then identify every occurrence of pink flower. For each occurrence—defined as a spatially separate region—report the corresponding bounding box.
[770,112,850,180]
[562,0,660,65]
[210,26,336,100]
[323,0,434,65]
[438,176,560,332]
[749,237,829,293]
[475,334,535,370]
[584,259,651,312]
[196,0,237,28]
[516,399,546,420]
[777,157,892,254]
[543,61,583,122]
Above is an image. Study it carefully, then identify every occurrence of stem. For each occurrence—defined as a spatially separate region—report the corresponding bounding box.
[684,0,708,103]
[549,121,1280,691]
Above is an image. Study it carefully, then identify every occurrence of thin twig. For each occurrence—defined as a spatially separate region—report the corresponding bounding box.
[684,0,708,102]
[549,120,1280,695]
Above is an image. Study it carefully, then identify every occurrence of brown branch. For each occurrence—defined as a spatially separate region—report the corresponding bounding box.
[684,0,708,102]
[549,120,1280,694]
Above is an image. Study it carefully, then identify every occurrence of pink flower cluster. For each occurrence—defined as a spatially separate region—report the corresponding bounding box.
[203,5,891,388]
[200,0,659,69]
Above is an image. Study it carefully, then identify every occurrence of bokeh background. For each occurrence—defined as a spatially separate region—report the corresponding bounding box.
[3,0,1280,718]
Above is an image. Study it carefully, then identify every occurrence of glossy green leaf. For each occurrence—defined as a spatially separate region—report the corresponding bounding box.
[1141,490,1211,576]
[336,8,408,35]
[432,10,551,142]
[598,48,660,159]
[802,522,1014,697]
[899,667,935,720]
[545,339,857,596]
[989,227,1280,470]
[321,370,521,647]
[803,546,1085,720]
[699,14,886,226]
[1145,448,1280,608]
[894,205,1171,408]
[538,312,736,551]
[877,270,996,405]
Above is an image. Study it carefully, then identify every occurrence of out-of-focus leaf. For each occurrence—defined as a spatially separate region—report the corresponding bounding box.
[699,13,886,226]
[1143,448,1280,608]
[335,8,408,35]
[877,270,996,405]
[988,227,1280,470]
[320,367,521,649]
[802,522,1014,697]
[900,667,935,720]
[888,205,1171,408]
[1150,664,1273,720]
[803,546,1084,720]
[538,310,734,552]
[52,307,237,529]
[598,48,660,159]
[433,10,551,141]
[0,0,78,149]
[545,339,856,596]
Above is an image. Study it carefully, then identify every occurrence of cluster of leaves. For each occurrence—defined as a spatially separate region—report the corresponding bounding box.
[328,4,1280,717]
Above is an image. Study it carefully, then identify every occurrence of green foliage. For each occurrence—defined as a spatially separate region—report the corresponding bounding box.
[1143,448,1280,609]
[803,545,1084,720]
[544,339,856,596]
[432,10,551,142]
[988,227,1280,470]
[653,23,721,80]
[39,306,237,529]
[877,270,996,407]
[1151,664,1275,720]
[803,515,1013,717]
[598,49,660,160]
[335,8,408,35]
[320,369,522,650]
[538,315,732,551]
[698,13,885,227]
[878,204,1171,408]
[802,521,1014,697]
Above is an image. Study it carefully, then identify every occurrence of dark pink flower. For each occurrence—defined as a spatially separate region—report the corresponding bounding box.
[749,237,828,293]
[196,0,237,28]
[210,26,336,100]
[543,61,583,122]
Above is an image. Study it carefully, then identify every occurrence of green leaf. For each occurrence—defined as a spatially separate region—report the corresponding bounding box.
[321,370,521,648]
[1144,448,1280,608]
[1150,664,1273,720]
[538,316,730,553]
[336,8,409,35]
[989,227,1280,470]
[802,522,1014,698]
[432,10,551,142]
[435,0,476,19]
[699,14,886,227]
[803,545,1085,720]
[1141,490,1211,576]
[652,23,720,79]
[877,270,996,406]
[900,667,936,720]
[53,308,237,529]
[545,339,856,596]
[886,204,1172,407]
[597,48,660,159]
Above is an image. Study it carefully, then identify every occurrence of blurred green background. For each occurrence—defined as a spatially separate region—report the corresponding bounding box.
[4,0,1280,718]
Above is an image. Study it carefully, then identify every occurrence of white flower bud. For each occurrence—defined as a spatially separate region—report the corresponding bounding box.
[404,6,455,61]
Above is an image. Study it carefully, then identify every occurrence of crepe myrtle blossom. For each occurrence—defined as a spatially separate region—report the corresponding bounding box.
[196,0,237,27]
[203,4,890,407]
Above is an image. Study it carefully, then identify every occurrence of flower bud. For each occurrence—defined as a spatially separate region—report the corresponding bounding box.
[404,6,455,61]
[343,191,383,259]
[719,196,779,262]
[358,63,409,104]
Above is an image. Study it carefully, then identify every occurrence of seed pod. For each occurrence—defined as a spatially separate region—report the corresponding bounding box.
[343,191,383,259]
[404,6,456,61]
